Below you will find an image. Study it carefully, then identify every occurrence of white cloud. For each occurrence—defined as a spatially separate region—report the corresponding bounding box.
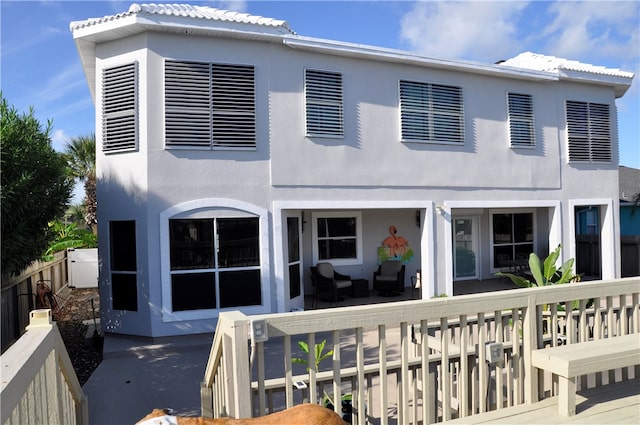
[211,0,247,12]
[51,129,69,152]
[399,1,529,62]
[399,1,639,68]
[540,0,639,63]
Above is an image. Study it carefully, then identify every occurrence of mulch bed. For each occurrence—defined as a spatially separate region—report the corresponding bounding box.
[55,287,103,386]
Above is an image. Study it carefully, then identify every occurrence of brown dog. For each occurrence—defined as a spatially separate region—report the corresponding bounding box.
[136,403,347,425]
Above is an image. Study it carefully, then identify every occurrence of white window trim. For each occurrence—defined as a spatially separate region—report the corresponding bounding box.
[159,198,270,322]
[311,211,363,266]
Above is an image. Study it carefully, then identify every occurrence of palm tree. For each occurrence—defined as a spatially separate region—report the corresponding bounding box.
[64,134,96,232]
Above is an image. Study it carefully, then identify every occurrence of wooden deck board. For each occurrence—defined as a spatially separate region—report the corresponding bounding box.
[445,378,640,424]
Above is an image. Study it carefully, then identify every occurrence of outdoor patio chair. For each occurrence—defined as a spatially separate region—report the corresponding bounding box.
[373,260,405,296]
[309,262,352,307]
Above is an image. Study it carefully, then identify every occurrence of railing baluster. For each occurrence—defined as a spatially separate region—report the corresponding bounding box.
[307,333,317,404]
[420,319,433,425]
[378,324,388,425]
[477,312,487,413]
[400,322,410,425]
[356,327,365,425]
[441,317,451,421]
[332,330,342,417]
[255,341,266,415]
[459,314,469,417]
[284,335,293,408]
[494,310,503,410]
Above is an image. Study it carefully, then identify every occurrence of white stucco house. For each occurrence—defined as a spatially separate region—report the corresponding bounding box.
[71,3,634,337]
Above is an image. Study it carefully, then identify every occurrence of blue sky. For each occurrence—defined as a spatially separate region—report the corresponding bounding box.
[2,0,638,202]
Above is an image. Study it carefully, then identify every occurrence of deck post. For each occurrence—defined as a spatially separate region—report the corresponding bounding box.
[523,295,539,404]
[222,311,251,418]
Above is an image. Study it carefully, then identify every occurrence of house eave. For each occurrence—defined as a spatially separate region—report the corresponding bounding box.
[71,15,290,101]
[557,69,633,98]
[281,36,558,83]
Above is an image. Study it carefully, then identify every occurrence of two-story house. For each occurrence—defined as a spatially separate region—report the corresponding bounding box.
[71,3,634,337]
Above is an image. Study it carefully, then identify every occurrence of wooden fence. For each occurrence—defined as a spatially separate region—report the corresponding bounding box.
[0,309,89,425]
[202,277,640,424]
[1,251,68,353]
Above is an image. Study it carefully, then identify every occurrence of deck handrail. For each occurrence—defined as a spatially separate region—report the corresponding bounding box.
[0,309,89,425]
[202,277,640,424]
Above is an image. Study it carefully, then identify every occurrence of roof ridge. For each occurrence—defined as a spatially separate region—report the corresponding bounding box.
[71,2,295,34]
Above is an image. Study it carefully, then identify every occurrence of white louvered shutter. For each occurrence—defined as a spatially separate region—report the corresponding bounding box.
[102,63,137,152]
[567,101,611,163]
[211,64,256,148]
[165,60,211,147]
[305,70,343,137]
[400,80,464,144]
[508,93,535,147]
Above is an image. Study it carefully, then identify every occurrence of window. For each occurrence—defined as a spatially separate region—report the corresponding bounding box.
[312,212,363,265]
[305,69,343,137]
[491,212,534,269]
[165,60,256,149]
[110,221,138,311]
[400,80,464,144]
[508,93,535,147]
[102,63,137,153]
[566,101,611,163]
[169,217,261,311]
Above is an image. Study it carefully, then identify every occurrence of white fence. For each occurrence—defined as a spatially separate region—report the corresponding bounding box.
[202,277,640,424]
[1,309,88,425]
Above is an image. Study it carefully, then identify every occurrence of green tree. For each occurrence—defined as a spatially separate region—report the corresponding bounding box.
[42,220,97,261]
[1,95,72,275]
[63,134,96,231]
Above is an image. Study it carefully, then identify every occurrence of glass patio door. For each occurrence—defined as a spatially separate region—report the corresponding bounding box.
[454,217,478,280]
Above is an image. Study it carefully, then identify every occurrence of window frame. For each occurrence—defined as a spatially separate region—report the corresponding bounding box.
[168,216,261,312]
[159,199,270,323]
[489,209,536,272]
[311,211,363,266]
[507,92,535,148]
[109,220,138,311]
[305,68,344,138]
[399,79,465,144]
[566,100,612,163]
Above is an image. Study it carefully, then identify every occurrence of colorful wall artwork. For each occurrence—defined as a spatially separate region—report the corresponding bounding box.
[378,225,414,264]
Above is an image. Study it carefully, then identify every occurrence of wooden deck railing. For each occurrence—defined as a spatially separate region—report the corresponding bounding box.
[1,309,88,425]
[201,277,640,424]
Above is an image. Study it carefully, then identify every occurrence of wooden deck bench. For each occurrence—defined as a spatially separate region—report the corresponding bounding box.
[530,333,640,416]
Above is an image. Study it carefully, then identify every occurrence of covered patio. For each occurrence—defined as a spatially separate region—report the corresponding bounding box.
[304,278,521,310]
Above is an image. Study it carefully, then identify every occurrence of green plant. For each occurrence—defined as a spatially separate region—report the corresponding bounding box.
[496,244,579,288]
[292,339,333,372]
[41,220,97,261]
[1,94,73,275]
[292,339,354,422]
